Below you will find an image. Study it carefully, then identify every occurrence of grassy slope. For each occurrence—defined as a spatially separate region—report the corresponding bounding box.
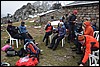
[1,21,82,66]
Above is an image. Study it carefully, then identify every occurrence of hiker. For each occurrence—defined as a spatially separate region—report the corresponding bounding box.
[7,20,24,41]
[72,21,94,54]
[82,21,94,37]
[48,22,66,51]
[71,22,84,54]
[42,21,53,46]
[77,35,99,66]
[67,10,78,43]
[18,21,35,44]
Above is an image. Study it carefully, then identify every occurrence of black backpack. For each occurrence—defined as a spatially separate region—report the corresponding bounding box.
[5,47,18,57]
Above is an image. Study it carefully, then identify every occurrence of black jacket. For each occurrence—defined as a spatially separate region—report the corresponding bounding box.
[7,25,19,37]
[68,14,77,25]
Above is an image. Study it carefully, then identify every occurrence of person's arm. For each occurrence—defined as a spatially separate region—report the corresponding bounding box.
[81,43,91,65]
[18,26,22,33]
[83,27,91,35]
[45,24,48,30]
[11,26,18,33]
[63,26,66,35]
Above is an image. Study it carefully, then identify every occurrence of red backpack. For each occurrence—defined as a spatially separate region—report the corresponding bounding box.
[16,56,38,66]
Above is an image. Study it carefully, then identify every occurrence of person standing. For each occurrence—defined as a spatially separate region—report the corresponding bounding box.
[67,10,78,43]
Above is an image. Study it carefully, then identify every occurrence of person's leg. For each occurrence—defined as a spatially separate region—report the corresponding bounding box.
[71,25,76,42]
[27,33,33,39]
[77,51,85,65]
[13,34,26,45]
[48,34,58,49]
[76,42,83,54]
[52,35,64,50]
[21,33,30,39]
[67,24,71,43]
[26,33,36,44]
[43,32,46,42]
[72,38,78,51]
[13,34,23,39]
[46,35,49,46]
[45,32,52,46]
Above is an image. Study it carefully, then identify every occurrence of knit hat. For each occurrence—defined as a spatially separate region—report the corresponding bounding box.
[73,10,78,14]
[78,35,85,41]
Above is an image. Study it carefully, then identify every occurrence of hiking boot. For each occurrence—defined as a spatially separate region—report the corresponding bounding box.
[52,48,56,51]
[76,51,83,54]
[48,46,52,49]
[45,44,48,46]
[77,61,81,65]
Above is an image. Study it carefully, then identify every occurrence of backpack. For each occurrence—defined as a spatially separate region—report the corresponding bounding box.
[16,56,38,66]
[24,41,40,61]
[5,47,18,57]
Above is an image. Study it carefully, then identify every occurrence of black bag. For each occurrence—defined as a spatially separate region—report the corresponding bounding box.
[17,48,27,57]
[5,47,18,57]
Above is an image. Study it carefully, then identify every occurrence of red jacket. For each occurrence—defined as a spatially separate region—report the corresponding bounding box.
[82,35,99,64]
[83,21,94,37]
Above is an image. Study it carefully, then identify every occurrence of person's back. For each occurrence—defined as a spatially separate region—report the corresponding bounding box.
[84,35,99,48]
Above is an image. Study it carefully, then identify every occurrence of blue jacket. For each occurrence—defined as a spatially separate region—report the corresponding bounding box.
[18,25,28,33]
[57,25,66,36]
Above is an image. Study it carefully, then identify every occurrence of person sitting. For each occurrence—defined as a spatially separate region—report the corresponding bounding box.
[42,21,53,46]
[77,35,99,66]
[75,21,94,54]
[82,21,94,37]
[48,22,66,51]
[7,20,24,42]
[18,21,35,44]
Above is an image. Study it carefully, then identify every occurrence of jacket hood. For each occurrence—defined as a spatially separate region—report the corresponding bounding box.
[84,21,91,26]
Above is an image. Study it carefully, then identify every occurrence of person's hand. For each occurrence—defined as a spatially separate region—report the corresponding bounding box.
[79,64,83,66]
[73,21,76,23]
[58,34,60,36]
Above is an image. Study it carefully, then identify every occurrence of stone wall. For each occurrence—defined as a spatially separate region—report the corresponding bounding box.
[39,9,65,23]
[62,3,99,30]
[40,3,99,30]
